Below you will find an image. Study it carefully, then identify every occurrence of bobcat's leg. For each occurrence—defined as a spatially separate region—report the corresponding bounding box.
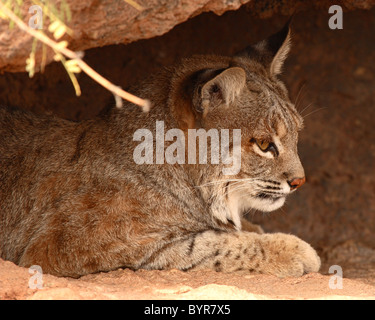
[241,218,264,234]
[139,230,320,277]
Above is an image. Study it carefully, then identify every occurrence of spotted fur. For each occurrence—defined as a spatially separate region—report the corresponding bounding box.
[0,23,320,277]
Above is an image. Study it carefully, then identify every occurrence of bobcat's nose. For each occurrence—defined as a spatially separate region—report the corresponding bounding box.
[287,177,306,190]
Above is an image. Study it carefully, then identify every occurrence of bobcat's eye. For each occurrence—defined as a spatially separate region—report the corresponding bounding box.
[253,139,279,157]
[255,139,270,151]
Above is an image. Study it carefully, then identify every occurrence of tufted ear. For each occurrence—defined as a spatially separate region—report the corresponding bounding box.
[196,67,246,117]
[236,20,292,76]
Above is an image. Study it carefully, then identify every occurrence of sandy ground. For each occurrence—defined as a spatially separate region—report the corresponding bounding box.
[1,257,375,300]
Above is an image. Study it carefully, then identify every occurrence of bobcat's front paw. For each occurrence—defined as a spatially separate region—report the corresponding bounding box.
[259,233,321,277]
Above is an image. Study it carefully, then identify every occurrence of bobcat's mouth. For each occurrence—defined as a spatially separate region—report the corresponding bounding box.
[226,180,289,213]
[247,191,287,212]
[256,192,285,202]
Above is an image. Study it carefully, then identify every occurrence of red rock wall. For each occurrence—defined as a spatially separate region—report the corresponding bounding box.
[1,0,374,72]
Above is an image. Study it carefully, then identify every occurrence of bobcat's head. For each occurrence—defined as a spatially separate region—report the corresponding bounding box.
[170,22,304,225]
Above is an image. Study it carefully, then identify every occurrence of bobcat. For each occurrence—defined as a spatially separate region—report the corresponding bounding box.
[0,22,320,278]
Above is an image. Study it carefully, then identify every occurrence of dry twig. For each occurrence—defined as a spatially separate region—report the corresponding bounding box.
[0,1,151,112]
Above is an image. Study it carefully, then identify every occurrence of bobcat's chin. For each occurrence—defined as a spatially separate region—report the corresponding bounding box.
[245,194,287,212]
